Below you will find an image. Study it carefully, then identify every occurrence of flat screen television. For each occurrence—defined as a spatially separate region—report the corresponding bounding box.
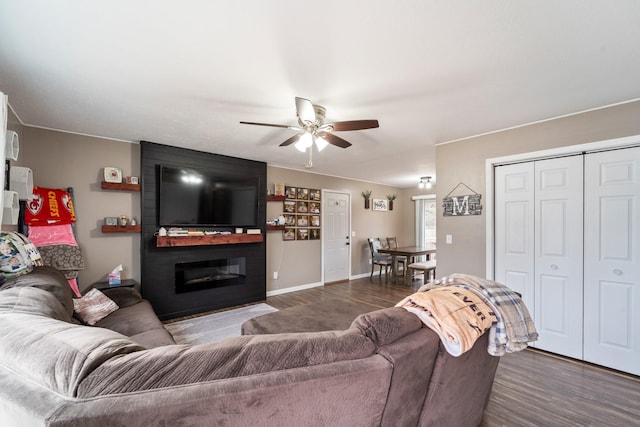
[159,165,260,227]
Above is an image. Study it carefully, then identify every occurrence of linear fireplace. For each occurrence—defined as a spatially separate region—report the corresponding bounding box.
[175,257,247,294]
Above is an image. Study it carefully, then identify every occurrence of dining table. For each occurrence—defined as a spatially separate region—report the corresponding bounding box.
[377,244,437,285]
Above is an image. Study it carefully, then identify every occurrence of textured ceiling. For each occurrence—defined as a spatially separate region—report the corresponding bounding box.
[1,0,639,187]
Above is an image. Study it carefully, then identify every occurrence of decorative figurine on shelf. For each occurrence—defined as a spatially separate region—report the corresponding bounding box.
[130,217,137,226]
[119,215,128,226]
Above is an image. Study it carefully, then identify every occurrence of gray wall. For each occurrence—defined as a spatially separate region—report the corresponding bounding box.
[266,167,407,292]
[13,123,410,293]
[435,100,640,278]
[20,127,140,289]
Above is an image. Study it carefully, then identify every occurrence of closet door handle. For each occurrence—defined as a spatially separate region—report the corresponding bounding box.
[550,264,558,270]
[613,269,623,276]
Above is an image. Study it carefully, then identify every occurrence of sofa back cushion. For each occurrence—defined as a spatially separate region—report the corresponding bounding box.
[78,328,377,397]
[0,266,74,318]
[0,286,143,397]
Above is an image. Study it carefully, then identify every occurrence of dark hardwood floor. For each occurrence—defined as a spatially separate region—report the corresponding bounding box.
[172,275,640,426]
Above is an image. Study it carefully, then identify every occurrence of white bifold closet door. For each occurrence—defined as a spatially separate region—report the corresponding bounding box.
[494,162,535,308]
[533,155,584,359]
[495,155,584,359]
[584,147,640,375]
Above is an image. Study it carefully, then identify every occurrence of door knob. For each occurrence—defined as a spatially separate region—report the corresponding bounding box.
[550,264,558,270]
[613,269,623,276]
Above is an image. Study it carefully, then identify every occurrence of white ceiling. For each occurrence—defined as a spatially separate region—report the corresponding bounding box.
[1,1,640,187]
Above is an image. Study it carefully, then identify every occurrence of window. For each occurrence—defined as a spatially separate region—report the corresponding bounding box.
[414,195,436,249]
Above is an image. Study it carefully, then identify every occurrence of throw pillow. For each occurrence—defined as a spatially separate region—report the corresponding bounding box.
[73,288,119,325]
[0,231,44,280]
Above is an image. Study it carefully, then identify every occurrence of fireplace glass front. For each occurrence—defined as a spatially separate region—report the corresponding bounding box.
[175,257,247,294]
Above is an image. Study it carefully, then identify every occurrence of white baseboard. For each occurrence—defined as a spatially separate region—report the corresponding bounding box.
[266,281,324,297]
[350,272,371,280]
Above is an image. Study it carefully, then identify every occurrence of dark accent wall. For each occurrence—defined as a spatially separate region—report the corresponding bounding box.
[140,141,267,320]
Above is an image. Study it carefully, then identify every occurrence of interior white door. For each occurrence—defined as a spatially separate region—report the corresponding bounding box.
[533,156,584,358]
[584,147,640,375]
[323,191,350,283]
[494,162,535,307]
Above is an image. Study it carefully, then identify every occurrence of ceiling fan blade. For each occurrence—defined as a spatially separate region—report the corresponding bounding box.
[279,133,303,147]
[318,132,352,148]
[239,121,295,129]
[329,120,379,132]
[295,97,316,123]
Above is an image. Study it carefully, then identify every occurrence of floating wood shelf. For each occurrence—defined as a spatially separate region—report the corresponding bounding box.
[267,225,285,231]
[101,182,141,191]
[267,195,286,201]
[102,225,142,233]
[156,233,263,247]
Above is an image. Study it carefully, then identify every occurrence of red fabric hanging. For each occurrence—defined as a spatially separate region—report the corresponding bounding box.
[25,187,76,225]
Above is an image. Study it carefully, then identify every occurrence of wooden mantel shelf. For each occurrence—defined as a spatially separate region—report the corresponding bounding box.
[102,225,142,233]
[101,181,141,191]
[156,233,263,247]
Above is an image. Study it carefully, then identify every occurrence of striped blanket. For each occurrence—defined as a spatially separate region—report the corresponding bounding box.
[417,274,538,356]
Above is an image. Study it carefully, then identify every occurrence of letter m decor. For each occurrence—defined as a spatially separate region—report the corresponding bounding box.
[442,183,482,216]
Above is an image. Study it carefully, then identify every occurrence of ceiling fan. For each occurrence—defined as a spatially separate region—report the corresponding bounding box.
[240,97,379,155]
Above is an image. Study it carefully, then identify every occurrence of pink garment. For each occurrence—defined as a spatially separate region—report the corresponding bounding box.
[27,224,78,247]
[67,277,81,298]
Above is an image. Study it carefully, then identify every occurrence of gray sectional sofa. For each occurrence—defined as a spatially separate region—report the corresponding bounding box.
[0,266,500,426]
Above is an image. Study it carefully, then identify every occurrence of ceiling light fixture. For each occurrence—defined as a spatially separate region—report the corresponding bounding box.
[418,176,432,189]
[294,132,329,153]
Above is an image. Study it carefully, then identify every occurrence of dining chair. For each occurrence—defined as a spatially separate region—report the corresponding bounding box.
[385,237,407,276]
[407,260,437,283]
[368,238,392,281]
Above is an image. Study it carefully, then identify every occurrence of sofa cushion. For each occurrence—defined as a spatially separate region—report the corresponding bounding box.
[73,288,119,325]
[78,328,376,397]
[0,286,143,397]
[101,286,144,308]
[0,284,71,323]
[0,266,74,318]
[241,299,380,334]
[95,300,175,348]
[351,307,424,347]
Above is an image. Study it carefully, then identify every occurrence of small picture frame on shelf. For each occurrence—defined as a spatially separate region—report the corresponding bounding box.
[274,183,285,196]
[126,176,139,184]
[310,229,320,240]
[104,167,123,183]
[284,215,296,226]
[310,215,320,227]
[297,215,309,227]
[296,228,309,240]
[297,187,309,200]
[283,200,296,213]
[309,202,320,214]
[285,186,297,199]
[309,189,321,201]
[283,228,296,241]
[296,201,308,213]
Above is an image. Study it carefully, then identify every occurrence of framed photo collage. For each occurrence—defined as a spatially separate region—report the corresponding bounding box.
[282,186,321,241]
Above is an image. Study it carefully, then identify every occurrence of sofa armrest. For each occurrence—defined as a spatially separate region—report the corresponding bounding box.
[100,287,143,309]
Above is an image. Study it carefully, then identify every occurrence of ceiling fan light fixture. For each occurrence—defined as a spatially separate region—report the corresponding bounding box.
[295,132,313,152]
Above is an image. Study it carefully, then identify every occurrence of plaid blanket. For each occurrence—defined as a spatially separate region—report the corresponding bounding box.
[419,274,538,356]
